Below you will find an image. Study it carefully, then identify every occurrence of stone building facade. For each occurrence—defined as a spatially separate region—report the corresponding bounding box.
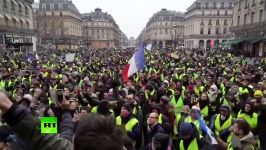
[0,0,36,53]
[145,8,185,49]
[37,0,82,50]
[184,0,235,50]
[81,8,126,49]
[230,0,266,56]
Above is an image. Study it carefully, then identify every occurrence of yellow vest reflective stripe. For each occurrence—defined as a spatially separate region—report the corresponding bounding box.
[174,114,182,135]
[91,106,98,113]
[214,114,233,136]
[133,106,141,115]
[180,138,199,150]
[0,81,5,89]
[237,111,258,129]
[50,85,58,90]
[158,114,163,124]
[239,87,249,94]
[116,116,139,132]
[185,116,202,135]
[48,97,53,105]
[201,105,209,118]
[194,86,204,96]
[170,95,184,113]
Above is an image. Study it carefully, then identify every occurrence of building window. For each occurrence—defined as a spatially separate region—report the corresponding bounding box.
[50,4,54,10]
[238,1,241,11]
[223,28,227,34]
[244,0,248,9]
[213,3,217,9]
[208,19,212,25]
[237,16,240,26]
[42,4,46,10]
[259,10,263,22]
[217,11,220,16]
[221,3,225,8]
[165,28,168,34]
[92,23,94,26]
[252,0,255,6]
[3,0,7,8]
[224,19,228,25]
[60,12,63,16]
[202,11,205,16]
[216,28,219,34]
[59,3,63,9]
[97,35,100,39]
[208,28,211,34]
[216,19,220,25]
[205,3,209,9]
[260,0,265,4]
[229,2,233,8]
[200,28,204,35]
[225,10,228,16]
[25,6,29,15]
[201,19,204,25]
[244,14,247,24]
[52,12,54,16]
[196,3,201,8]
[19,4,22,13]
[165,22,167,26]
[11,1,15,11]
[251,12,255,24]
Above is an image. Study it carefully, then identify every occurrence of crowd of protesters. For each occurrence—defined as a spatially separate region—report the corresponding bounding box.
[0,47,266,150]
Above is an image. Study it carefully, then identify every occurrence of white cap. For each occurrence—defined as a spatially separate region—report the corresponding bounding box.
[191,105,201,111]
[83,76,89,82]
[23,94,33,102]
[210,84,218,93]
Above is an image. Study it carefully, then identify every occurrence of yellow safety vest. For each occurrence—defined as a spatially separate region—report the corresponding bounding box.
[145,89,155,100]
[214,114,233,136]
[239,87,249,94]
[200,105,209,118]
[174,113,182,135]
[185,116,202,135]
[170,95,184,113]
[179,138,199,150]
[91,106,98,113]
[194,86,204,96]
[116,116,139,132]
[237,111,258,129]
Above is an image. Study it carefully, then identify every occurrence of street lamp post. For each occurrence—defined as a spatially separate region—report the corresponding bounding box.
[174,24,177,49]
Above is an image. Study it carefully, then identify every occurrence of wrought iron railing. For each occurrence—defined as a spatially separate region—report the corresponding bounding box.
[0,24,35,35]
[230,21,266,31]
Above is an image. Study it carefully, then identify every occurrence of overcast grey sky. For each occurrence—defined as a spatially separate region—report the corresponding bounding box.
[36,0,195,39]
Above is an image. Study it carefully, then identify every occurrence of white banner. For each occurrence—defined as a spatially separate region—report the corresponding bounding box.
[65,53,75,62]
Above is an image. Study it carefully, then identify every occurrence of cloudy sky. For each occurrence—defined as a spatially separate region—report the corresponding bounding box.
[36,0,195,38]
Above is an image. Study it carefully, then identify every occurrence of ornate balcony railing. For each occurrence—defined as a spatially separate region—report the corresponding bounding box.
[230,21,266,31]
[0,24,35,35]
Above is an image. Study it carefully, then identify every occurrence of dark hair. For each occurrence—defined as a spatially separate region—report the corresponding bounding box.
[235,119,251,136]
[74,114,124,150]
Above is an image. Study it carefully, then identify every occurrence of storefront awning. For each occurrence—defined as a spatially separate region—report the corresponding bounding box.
[225,39,244,45]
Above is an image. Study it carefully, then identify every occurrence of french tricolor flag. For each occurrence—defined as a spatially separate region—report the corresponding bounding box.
[122,45,145,82]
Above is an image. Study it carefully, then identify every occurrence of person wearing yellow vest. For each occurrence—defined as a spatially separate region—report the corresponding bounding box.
[116,103,141,148]
[197,92,210,122]
[173,105,190,140]
[91,100,114,116]
[237,102,258,129]
[184,106,204,136]
[178,122,209,150]
[210,105,234,143]
[169,87,184,113]
[216,119,259,150]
